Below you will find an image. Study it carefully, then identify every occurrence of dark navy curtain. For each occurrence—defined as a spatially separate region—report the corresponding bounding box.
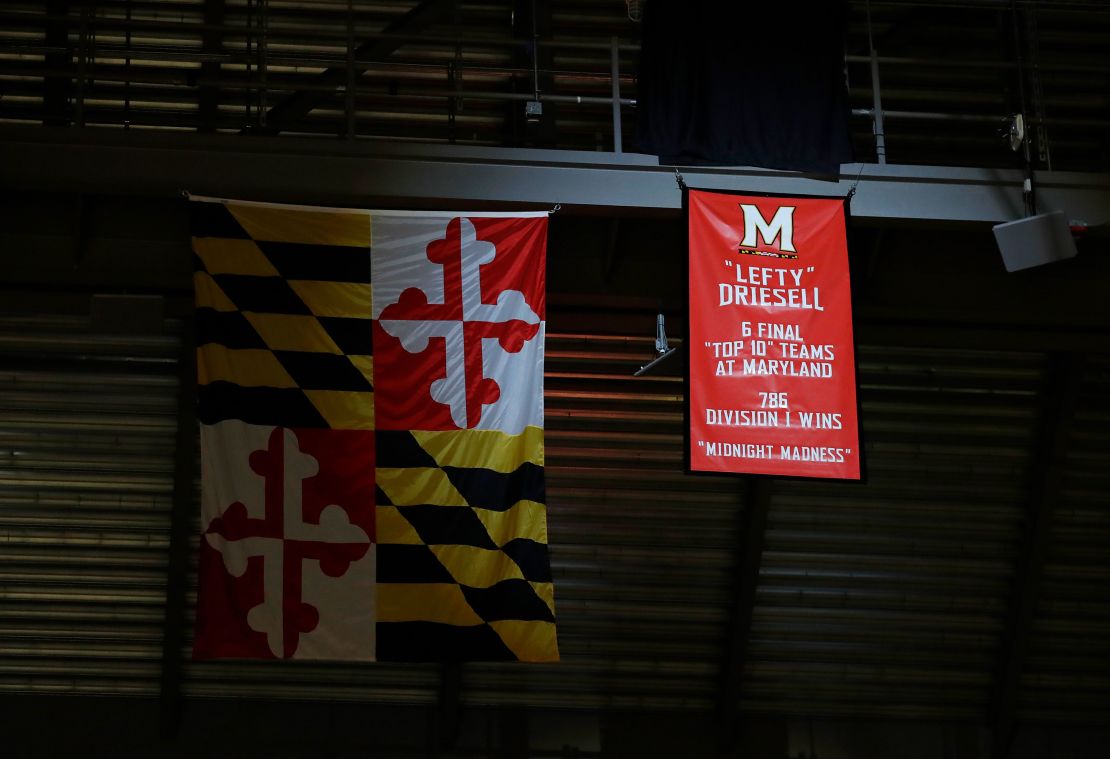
[636,1,854,175]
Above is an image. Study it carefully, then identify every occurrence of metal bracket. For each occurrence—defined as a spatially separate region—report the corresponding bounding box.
[634,312,679,376]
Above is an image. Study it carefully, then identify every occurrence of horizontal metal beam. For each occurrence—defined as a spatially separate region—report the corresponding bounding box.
[2,126,1109,225]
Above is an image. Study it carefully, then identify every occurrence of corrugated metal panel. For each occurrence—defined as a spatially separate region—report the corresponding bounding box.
[1022,356,1110,723]
[10,305,1105,723]
[742,344,1046,719]
[0,314,179,696]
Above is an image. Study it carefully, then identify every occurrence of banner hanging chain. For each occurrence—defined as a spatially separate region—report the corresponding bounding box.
[846,163,866,201]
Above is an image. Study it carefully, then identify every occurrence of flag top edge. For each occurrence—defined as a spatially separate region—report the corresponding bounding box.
[187,196,549,219]
[368,210,550,219]
[187,195,374,216]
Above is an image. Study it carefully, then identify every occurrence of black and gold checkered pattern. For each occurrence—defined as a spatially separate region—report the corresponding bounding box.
[375,428,557,661]
[192,199,374,430]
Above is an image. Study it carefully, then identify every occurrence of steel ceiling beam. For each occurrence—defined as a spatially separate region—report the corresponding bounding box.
[1,127,1109,225]
[255,0,459,135]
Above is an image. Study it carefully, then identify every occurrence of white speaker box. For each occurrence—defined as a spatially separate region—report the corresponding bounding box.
[992,211,1078,272]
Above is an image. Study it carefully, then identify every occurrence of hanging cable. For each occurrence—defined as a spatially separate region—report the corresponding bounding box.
[847,162,866,201]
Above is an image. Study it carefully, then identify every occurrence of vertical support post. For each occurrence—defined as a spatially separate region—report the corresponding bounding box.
[70,194,88,265]
[530,0,540,102]
[245,0,253,126]
[1024,7,1052,170]
[868,52,886,164]
[43,1,72,126]
[447,62,458,143]
[498,706,529,759]
[866,0,887,164]
[991,353,1083,759]
[1009,0,1036,216]
[716,476,773,752]
[124,0,132,127]
[258,0,269,128]
[159,315,197,739]
[610,36,623,154]
[345,0,356,139]
[450,14,463,145]
[438,662,463,749]
[509,0,556,147]
[75,6,89,126]
[198,0,227,132]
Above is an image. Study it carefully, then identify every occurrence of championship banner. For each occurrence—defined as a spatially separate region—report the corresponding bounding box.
[688,189,860,479]
[190,197,557,661]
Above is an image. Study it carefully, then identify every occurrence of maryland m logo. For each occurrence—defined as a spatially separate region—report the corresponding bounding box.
[739,204,796,254]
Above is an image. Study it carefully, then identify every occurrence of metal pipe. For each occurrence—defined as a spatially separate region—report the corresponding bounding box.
[11,63,1087,123]
[75,7,88,126]
[245,0,253,125]
[869,53,887,164]
[124,0,131,127]
[865,0,887,164]
[610,36,622,153]
[530,0,540,100]
[158,315,197,740]
[388,88,635,107]
[345,0,355,139]
[0,42,642,86]
[1026,6,1053,170]
[851,108,1009,123]
[0,10,643,52]
[14,38,1110,80]
[12,57,1102,128]
[0,64,640,106]
[1010,0,1036,215]
[258,0,269,127]
[849,53,1110,77]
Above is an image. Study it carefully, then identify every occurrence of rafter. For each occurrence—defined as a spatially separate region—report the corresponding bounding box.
[254,0,458,135]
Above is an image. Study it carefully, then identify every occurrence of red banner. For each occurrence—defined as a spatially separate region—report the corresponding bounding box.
[688,189,860,479]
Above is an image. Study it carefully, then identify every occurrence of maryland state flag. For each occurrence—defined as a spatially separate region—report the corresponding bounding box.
[190,198,556,661]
